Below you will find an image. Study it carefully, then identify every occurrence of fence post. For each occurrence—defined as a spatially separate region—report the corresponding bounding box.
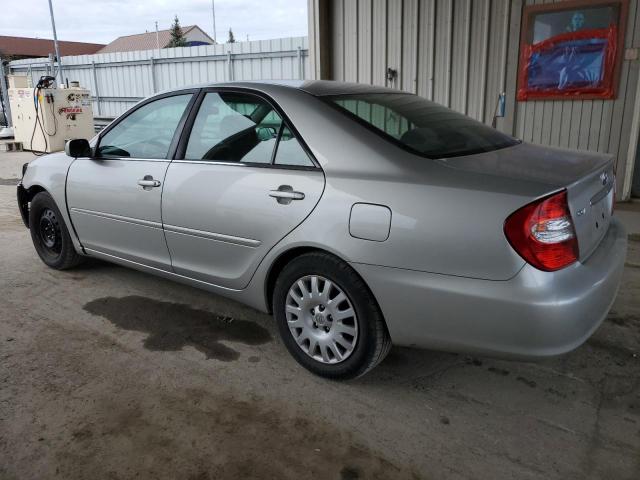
[297,46,303,80]
[149,57,156,94]
[227,50,233,81]
[48,53,55,77]
[0,57,12,127]
[91,61,102,116]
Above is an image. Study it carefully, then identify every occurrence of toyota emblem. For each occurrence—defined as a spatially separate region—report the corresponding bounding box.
[599,171,608,185]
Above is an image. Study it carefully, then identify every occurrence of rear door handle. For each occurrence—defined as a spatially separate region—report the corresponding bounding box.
[269,185,305,204]
[138,175,161,190]
[269,190,305,200]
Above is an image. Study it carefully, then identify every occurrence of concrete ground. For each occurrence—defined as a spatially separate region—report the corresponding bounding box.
[0,151,638,480]
[617,201,640,240]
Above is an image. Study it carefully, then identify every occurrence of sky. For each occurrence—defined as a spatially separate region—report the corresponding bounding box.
[0,0,308,44]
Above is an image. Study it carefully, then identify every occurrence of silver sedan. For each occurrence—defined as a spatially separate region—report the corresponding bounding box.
[17,81,627,379]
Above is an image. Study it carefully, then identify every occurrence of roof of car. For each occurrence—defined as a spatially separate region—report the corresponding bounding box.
[172,80,406,97]
[269,80,405,96]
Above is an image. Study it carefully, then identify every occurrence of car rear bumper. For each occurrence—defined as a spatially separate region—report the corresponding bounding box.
[351,217,627,358]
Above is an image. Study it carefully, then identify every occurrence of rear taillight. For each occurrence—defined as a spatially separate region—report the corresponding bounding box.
[504,190,578,272]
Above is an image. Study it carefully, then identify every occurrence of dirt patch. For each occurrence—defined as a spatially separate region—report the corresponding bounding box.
[516,376,537,388]
[488,366,510,376]
[587,336,638,361]
[55,387,422,480]
[83,296,272,361]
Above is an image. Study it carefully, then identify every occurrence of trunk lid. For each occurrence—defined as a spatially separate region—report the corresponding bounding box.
[438,142,615,262]
[566,159,615,261]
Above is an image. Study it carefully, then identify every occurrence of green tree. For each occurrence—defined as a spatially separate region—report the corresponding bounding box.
[227,28,236,43]
[167,15,188,47]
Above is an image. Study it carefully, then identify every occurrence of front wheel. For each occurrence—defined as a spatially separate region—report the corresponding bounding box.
[273,252,391,379]
[29,191,83,270]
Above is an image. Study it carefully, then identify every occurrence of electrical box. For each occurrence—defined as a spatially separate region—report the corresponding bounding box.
[8,80,95,153]
[8,75,29,89]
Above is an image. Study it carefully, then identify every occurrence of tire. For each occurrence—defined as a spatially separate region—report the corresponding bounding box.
[273,252,391,380]
[29,191,83,270]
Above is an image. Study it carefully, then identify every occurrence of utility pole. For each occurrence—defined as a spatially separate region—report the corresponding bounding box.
[47,0,63,84]
[155,21,160,50]
[0,57,12,127]
[211,0,217,43]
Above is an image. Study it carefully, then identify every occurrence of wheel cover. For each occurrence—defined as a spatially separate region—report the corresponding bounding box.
[285,275,358,364]
[38,208,62,255]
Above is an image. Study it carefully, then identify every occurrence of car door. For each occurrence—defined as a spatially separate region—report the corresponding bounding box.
[66,92,195,269]
[162,90,325,289]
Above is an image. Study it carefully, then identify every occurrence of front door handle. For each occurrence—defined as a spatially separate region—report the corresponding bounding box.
[138,175,161,190]
[269,185,305,205]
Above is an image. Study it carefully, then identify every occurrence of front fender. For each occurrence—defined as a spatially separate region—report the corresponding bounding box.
[17,183,29,228]
[21,152,84,253]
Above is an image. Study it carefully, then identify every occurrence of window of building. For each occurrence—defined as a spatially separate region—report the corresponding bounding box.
[518,0,628,101]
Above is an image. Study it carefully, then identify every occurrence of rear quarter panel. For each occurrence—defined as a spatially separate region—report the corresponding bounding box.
[256,86,554,281]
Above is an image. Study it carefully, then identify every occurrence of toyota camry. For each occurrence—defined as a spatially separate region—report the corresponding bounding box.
[17,81,627,379]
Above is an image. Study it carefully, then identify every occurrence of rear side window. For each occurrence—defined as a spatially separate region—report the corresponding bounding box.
[185,92,282,163]
[328,93,518,159]
[274,126,314,167]
[185,91,314,168]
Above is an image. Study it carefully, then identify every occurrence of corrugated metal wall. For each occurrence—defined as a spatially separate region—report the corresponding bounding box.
[8,37,309,119]
[310,0,640,199]
[321,0,514,123]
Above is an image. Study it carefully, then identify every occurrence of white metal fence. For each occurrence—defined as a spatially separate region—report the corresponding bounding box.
[8,36,309,119]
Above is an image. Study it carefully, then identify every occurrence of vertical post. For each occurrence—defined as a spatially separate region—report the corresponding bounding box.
[91,61,101,116]
[47,0,63,84]
[211,0,217,43]
[48,53,55,76]
[0,57,12,127]
[227,50,233,81]
[149,57,157,93]
[297,46,303,80]
[308,0,331,80]
[622,73,640,200]
[155,21,160,50]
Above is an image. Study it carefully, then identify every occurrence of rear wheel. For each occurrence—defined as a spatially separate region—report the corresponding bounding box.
[273,252,391,379]
[29,191,83,270]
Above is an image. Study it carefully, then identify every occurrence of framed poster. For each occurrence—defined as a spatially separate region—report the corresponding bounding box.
[518,0,629,101]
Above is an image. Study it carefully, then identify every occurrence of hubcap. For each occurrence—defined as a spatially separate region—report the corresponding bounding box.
[38,208,62,254]
[285,275,358,364]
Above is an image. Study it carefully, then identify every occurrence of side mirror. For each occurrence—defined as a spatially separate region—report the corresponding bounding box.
[65,138,91,158]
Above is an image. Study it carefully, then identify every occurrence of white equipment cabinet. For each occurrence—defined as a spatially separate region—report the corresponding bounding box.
[8,76,95,153]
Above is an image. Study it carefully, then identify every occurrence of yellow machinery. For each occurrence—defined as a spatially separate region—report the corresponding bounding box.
[7,75,95,153]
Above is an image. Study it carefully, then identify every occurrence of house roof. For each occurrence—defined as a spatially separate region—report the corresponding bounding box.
[0,36,104,58]
[98,25,214,54]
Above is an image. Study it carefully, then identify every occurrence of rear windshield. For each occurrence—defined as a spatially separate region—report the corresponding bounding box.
[327,93,518,159]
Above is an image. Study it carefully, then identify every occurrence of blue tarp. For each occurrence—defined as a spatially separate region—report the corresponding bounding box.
[527,38,607,91]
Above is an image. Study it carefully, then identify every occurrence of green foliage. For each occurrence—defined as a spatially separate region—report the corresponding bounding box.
[227,28,235,44]
[168,15,188,48]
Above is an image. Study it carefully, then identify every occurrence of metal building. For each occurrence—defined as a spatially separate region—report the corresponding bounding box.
[308,0,640,201]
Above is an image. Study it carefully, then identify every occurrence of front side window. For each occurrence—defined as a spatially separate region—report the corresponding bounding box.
[185,92,283,163]
[329,93,518,159]
[98,94,192,159]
